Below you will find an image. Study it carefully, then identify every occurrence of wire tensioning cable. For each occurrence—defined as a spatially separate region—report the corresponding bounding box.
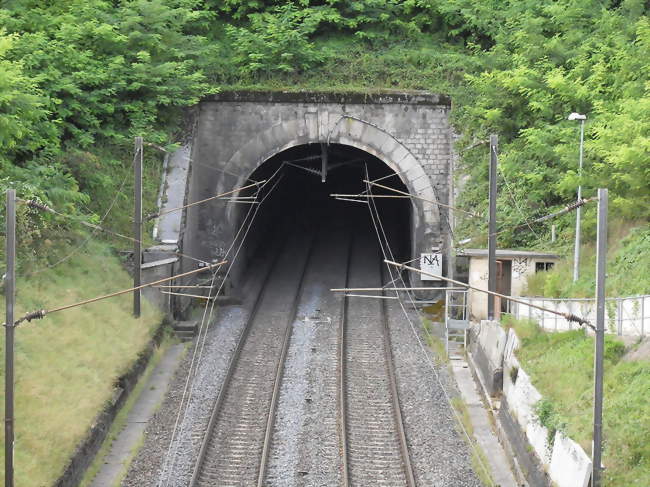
[362,172,496,484]
[9,261,226,327]
[384,260,593,330]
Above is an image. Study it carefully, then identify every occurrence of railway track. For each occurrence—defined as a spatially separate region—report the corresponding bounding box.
[338,234,416,487]
[190,231,315,487]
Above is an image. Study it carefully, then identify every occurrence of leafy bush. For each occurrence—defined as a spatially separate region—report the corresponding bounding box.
[226,4,327,75]
[1,0,212,149]
[535,398,566,445]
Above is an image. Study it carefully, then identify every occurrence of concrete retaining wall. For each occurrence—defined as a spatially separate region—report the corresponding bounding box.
[469,320,507,397]
[469,322,592,487]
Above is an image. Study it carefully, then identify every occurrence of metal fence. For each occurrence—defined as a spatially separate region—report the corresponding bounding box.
[509,294,650,337]
[445,289,470,357]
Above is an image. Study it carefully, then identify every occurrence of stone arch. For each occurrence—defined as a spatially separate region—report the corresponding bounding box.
[221,115,441,236]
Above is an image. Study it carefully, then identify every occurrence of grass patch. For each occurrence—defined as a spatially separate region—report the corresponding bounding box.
[422,317,448,364]
[450,397,495,487]
[79,334,177,487]
[525,222,650,298]
[0,240,162,486]
[503,316,650,486]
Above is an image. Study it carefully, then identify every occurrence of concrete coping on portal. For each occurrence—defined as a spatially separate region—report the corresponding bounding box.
[141,257,178,270]
[203,89,451,106]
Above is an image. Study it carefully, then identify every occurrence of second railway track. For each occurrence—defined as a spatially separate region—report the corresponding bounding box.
[190,230,316,487]
[339,232,416,487]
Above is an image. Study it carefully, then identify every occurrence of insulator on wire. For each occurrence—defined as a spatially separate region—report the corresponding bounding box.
[25,200,52,213]
[14,309,47,327]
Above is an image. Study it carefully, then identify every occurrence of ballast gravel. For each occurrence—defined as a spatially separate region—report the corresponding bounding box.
[387,298,482,486]
[122,304,251,487]
[124,283,483,486]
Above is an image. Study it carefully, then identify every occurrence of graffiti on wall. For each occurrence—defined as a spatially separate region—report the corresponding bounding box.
[512,257,529,279]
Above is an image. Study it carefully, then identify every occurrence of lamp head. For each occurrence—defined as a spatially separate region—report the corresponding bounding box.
[568,112,587,121]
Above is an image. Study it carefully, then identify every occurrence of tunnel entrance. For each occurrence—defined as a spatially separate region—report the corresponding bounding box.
[235,143,412,283]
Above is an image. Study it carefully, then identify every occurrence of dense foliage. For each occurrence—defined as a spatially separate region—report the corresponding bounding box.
[0,0,648,257]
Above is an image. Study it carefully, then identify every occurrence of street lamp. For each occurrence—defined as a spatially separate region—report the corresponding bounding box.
[568,112,586,282]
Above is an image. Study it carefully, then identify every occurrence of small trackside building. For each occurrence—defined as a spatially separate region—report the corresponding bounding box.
[460,249,560,321]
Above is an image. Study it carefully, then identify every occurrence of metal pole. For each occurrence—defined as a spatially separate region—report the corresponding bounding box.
[573,119,585,282]
[487,134,498,320]
[133,137,143,317]
[592,188,607,487]
[5,189,16,487]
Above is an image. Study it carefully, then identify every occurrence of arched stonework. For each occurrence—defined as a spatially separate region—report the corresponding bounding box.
[221,116,441,234]
[181,91,453,294]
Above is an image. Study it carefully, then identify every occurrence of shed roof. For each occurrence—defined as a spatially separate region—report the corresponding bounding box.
[458,249,560,259]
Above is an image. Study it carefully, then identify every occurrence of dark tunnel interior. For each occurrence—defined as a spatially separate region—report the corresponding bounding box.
[234,143,412,279]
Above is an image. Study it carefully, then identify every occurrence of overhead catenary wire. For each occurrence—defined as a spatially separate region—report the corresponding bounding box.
[363,180,484,219]
[160,291,212,300]
[384,260,593,329]
[146,180,265,221]
[362,171,496,485]
[9,261,226,327]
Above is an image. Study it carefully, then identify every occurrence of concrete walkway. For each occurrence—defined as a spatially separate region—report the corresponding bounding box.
[90,343,186,487]
[451,358,520,487]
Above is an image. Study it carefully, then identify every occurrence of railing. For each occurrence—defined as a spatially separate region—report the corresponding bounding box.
[508,294,650,337]
[445,289,470,357]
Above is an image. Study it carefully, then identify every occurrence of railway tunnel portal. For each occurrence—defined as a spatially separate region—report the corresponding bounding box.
[176,91,455,311]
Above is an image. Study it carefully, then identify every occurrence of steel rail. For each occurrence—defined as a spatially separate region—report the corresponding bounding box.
[379,262,417,487]
[189,242,282,485]
[338,233,354,487]
[256,231,317,486]
[339,240,415,486]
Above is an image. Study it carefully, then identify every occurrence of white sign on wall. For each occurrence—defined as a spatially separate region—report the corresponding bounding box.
[420,253,442,281]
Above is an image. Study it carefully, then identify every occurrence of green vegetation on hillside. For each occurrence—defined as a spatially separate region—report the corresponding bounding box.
[0,0,648,256]
[0,3,647,482]
[505,317,650,487]
[526,222,650,297]
[0,240,161,486]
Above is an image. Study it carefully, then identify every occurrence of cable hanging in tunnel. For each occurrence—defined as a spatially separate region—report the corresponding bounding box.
[158,168,287,486]
[362,171,497,484]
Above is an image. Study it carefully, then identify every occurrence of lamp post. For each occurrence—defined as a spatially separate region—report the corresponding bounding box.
[568,112,586,282]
